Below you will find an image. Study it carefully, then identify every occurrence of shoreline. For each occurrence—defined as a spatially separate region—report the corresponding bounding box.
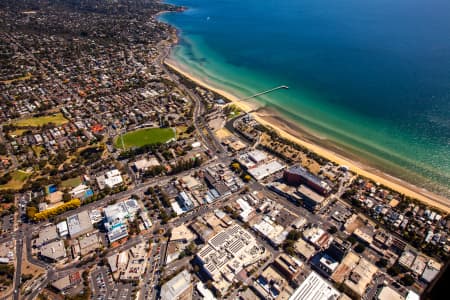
[164,58,450,213]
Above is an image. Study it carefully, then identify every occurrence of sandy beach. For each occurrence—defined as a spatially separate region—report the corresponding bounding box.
[165,58,450,213]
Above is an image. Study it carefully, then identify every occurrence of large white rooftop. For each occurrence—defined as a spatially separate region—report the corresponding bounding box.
[289,272,340,300]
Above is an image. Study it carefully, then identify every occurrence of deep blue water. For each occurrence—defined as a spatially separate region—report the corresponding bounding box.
[160,0,450,197]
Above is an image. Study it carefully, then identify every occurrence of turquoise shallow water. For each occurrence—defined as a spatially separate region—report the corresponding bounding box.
[159,0,450,197]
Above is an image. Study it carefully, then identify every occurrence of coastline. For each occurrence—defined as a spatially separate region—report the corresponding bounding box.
[164,58,450,213]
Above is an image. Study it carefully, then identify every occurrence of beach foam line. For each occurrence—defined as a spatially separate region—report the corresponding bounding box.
[164,58,450,213]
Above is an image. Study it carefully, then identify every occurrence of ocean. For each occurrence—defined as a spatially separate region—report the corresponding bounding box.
[159,0,450,197]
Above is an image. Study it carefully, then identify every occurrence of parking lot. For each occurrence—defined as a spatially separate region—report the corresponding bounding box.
[91,266,133,300]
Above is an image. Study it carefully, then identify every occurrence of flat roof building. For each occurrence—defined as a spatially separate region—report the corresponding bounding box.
[177,192,195,211]
[67,211,94,238]
[247,160,286,181]
[105,220,128,244]
[294,239,316,261]
[40,240,66,262]
[296,185,326,212]
[289,271,340,300]
[196,224,266,294]
[171,224,196,243]
[303,227,333,249]
[56,221,68,238]
[284,166,331,195]
[96,169,123,190]
[377,286,405,300]
[343,258,378,298]
[78,233,101,256]
[274,253,303,281]
[160,269,192,300]
[51,271,82,291]
[35,225,58,247]
[133,157,160,171]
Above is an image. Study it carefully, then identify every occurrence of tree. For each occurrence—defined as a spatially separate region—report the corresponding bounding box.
[328,226,338,234]
[62,192,72,202]
[347,236,357,245]
[0,143,7,155]
[354,243,366,253]
[376,258,388,268]
[230,162,241,172]
[387,264,402,277]
[400,274,415,286]
[286,230,302,241]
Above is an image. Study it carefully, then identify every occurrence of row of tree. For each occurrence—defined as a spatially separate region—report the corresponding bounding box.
[27,198,81,221]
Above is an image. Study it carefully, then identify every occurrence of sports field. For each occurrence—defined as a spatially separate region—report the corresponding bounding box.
[11,113,68,127]
[114,127,175,150]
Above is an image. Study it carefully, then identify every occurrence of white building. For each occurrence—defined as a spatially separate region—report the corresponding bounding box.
[96,169,123,190]
[289,272,340,300]
[160,270,192,300]
[197,224,266,294]
[56,221,68,237]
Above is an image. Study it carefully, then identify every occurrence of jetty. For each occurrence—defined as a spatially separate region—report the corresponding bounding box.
[240,85,288,101]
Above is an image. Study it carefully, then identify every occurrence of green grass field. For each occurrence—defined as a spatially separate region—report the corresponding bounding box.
[61,177,82,189]
[11,113,68,127]
[0,170,31,190]
[114,127,176,150]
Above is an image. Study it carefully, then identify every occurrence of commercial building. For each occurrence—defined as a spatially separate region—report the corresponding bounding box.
[377,286,405,300]
[121,242,148,281]
[343,258,378,298]
[56,221,68,237]
[35,225,58,247]
[283,166,331,195]
[296,185,327,212]
[170,224,196,243]
[289,271,340,300]
[294,239,316,261]
[75,233,101,256]
[51,271,82,291]
[196,282,216,300]
[40,240,66,262]
[133,157,160,171]
[255,266,290,299]
[247,160,286,181]
[236,198,255,222]
[273,253,303,281]
[326,238,351,262]
[303,227,333,249]
[104,199,139,223]
[330,252,360,284]
[96,169,123,190]
[312,253,340,276]
[238,150,268,168]
[67,211,94,238]
[177,191,195,211]
[398,250,416,269]
[353,227,374,245]
[105,220,128,244]
[160,269,192,300]
[252,218,287,247]
[421,259,442,283]
[196,224,266,294]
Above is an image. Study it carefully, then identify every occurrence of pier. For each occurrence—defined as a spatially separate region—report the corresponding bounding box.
[239,85,288,101]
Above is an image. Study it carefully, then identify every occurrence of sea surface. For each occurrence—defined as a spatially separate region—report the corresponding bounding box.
[159,0,450,197]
